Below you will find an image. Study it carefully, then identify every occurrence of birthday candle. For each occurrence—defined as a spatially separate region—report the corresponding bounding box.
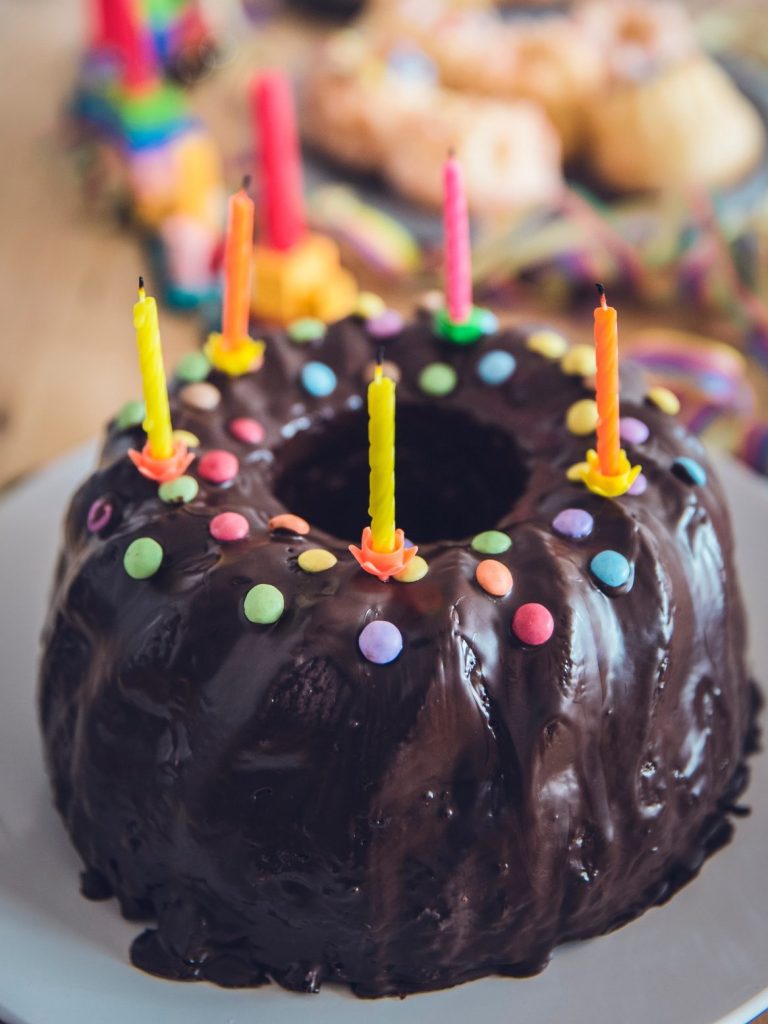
[443,154,472,324]
[222,179,255,349]
[368,361,396,554]
[251,71,306,252]
[594,285,621,477]
[134,278,174,460]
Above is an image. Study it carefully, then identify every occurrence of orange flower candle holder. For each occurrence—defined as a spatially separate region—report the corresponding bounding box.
[128,439,194,483]
[349,528,417,583]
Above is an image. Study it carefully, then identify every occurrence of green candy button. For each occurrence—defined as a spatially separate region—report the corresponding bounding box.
[115,399,146,431]
[288,317,326,343]
[124,537,163,579]
[418,362,457,397]
[158,475,199,504]
[244,583,285,625]
[471,530,512,555]
[175,351,211,383]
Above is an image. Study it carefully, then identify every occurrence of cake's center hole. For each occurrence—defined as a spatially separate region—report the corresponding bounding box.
[273,405,529,545]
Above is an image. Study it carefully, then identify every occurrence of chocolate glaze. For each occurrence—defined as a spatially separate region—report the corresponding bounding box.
[39,311,759,997]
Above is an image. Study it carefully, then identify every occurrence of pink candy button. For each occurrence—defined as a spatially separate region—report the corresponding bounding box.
[228,418,265,445]
[198,450,239,484]
[210,512,249,542]
[512,603,554,646]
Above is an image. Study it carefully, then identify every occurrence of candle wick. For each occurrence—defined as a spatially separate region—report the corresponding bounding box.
[376,346,384,367]
[242,174,252,193]
[595,282,607,308]
[138,275,145,290]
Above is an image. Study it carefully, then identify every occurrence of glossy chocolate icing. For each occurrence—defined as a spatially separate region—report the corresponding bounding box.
[39,310,758,997]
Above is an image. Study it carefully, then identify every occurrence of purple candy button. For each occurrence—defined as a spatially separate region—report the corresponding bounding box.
[620,417,650,444]
[358,620,403,665]
[87,497,113,533]
[367,310,404,340]
[552,508,594,540]
[628,472,648,495]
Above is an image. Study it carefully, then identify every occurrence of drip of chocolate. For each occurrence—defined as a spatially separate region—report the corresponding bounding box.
[39,311,759,997]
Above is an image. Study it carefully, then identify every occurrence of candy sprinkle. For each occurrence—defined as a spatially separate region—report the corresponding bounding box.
[158,475,199,504]
[552,508,594,539]
[198,450,239,484]
[561,344,597,377]
[672,457,707,486]
[210,512,249,542]
[175,351,211,383]
[647,386,681,416]
[471,530,512,555]
[418,362,457,397]
[476,559,513,597]
[228,417,265,445]
[477,350,516,386]
[356,291,386,320]
[619,417,650,444]
[269,513,310,535]
[359,620,403,664]
[173,429,200,449]
[395,555,429,583]
[180,382,221,411]
[526,330,568,360]
[288,318,326,344]
[123,537,163,580]
[87,497,113,533]
[590,550,632,589]
[566,399,598,436]
[298,549,338,573]
[628,472,648,495]
[512,603,554,646]
[301,361,337,397]
[367,309,404,339]
[115,399,145,431]
[244,583,284,625]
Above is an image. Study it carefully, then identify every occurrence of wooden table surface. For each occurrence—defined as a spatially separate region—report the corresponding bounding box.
[0,1,765,1015]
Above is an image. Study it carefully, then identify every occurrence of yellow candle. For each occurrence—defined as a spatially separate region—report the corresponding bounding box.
[134,279,174,460]
[368,362,396,553]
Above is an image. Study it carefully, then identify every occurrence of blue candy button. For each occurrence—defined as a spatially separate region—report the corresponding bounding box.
[301,361,337,397]
[672,457,707,486]
[590,550,632,590]
[476,350,516,386]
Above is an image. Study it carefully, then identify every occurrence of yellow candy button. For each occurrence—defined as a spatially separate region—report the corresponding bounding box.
[566,398,599,436]
[526,330,568,360]
[356,291,386,320]
[647,386,681,416]
[297,549,338,573]
[394,555,429,583]
[561,344,597,377]
[172,429,200,449]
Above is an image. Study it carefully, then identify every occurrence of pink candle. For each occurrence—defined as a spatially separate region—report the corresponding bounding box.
[251,71,306,252]
[443,154,472,324]
[113,0,158,91]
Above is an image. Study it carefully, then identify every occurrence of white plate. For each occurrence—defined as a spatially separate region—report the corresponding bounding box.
[0,444,766,1024]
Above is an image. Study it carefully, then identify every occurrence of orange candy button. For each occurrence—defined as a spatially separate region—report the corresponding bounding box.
[476,559,513,597]
[269,513,310,535]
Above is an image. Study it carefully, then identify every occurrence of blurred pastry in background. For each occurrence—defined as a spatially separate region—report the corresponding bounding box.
[301,32,564,215]
[578,0,765,192]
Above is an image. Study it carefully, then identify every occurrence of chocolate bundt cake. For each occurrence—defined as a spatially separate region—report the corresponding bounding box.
[39,303,757,997]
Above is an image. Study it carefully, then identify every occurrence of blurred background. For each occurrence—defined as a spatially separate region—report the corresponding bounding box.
[2,0,768,495]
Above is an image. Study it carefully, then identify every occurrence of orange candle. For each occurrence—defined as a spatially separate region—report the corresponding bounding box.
[594,285,621,477]
[222,178,255,350]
